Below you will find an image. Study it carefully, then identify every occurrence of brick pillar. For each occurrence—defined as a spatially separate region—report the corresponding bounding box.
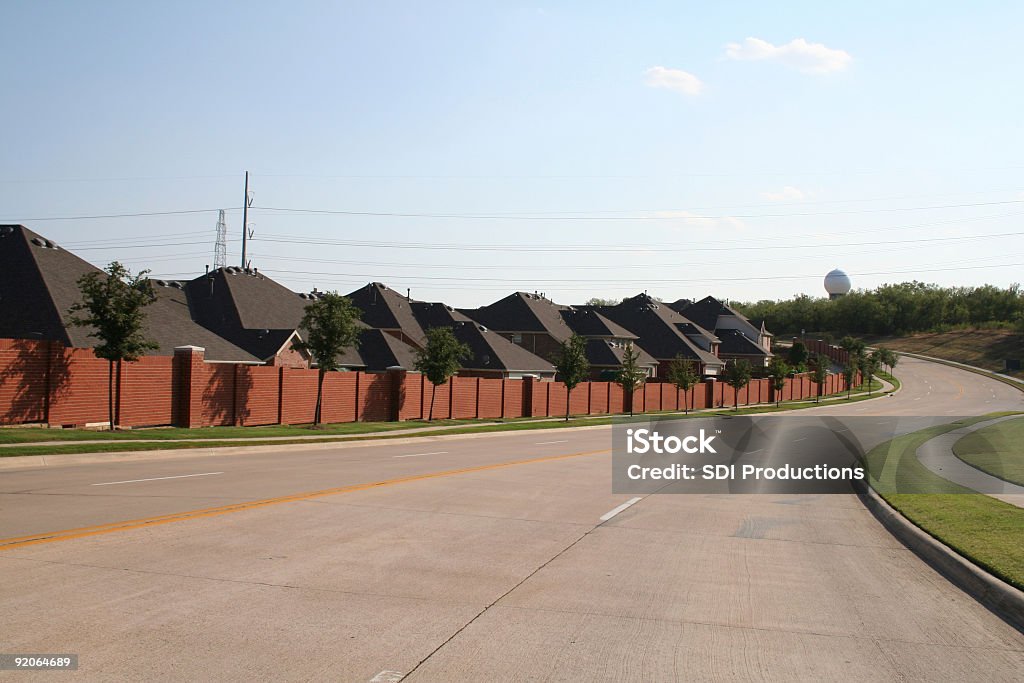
[522,376,535,417]
[388,367,407,422]
[173,346,205,428]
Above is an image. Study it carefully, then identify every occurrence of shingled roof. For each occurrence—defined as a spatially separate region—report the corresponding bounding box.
[584,339,659,369]
[461,292,576,342]
[0,226,257,362]
[411,301,555,374]
[559,308,638,339]
[345,282,426,347]
[595,293,724,368]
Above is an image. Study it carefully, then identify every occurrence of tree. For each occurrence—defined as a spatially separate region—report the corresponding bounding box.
[862,350,882,396]
[723,359,753,411]
[787,341,809,372]
[766,357,791,407]
[585,297,620,306]
[296,293,362,427]
[555,335,590,421]
[877,347,898,375]
[615,343,647,416]
[810,353,830,403]
[69,262,158,431]
[841,360,858,400]
[666,354,699,414]
[414,327,471,422]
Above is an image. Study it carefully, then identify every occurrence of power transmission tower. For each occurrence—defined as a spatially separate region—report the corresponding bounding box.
[213,209,228,269]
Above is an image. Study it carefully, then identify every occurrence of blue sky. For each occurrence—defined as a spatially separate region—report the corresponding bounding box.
[3,1,1023,306]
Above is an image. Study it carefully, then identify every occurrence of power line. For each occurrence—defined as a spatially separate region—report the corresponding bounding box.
[2,208,225,221]
[252,199,1024,221]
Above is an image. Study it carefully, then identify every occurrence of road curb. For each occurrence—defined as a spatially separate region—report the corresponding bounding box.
[856,481,1024,633]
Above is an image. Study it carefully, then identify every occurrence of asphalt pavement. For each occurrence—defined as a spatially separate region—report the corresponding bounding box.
[1,356,1022,681]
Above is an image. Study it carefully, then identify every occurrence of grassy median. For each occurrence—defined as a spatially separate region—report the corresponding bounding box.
[863,414,1024,591]
[952,415,1024,487]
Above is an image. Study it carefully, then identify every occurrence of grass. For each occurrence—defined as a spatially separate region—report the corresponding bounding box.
[0,377,897,458]
[952,416,1024,487]
[868,328,1024,378]
[863,414,1024,591]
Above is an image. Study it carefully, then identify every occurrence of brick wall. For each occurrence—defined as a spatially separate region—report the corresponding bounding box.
[0,339,861,429]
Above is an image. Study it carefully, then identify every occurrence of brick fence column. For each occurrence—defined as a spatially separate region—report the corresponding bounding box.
[522,376,535,417]
[388,367,407,422]
[173,346,205,428]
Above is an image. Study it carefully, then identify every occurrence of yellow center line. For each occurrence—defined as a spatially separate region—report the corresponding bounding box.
[0,448,610,551]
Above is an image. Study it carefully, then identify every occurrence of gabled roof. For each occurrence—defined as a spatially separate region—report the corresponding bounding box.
[352,328,419,370]
[674,295,762,338]
[0,226,257,362]
[716,328,773,357]
[345,282,426,346]
[559,308,638,339]
[411,301,555,373]
[461,292,576,342]
[584,339,659,368]
[595,293,724,367]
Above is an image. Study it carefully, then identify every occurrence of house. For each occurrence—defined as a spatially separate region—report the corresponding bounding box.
[345,282,426,349]
[409,301,556,379]
[0,225,259,363]
[461,292,658,379]
[669,296,773,367]
[589,293,725,378]
[185,270,420,371]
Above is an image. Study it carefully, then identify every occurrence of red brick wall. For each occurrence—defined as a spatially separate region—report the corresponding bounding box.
[0,341,863,429]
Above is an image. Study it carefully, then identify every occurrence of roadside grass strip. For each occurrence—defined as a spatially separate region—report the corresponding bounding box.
[864,413,1024,591]
[952,415,1024,488]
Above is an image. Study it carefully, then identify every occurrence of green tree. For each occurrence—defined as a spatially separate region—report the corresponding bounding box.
[666,354,700,414]
[810,353,830,404]
[723,359,753,411]
[841,360,858,400]
[787,341,809,372]
[414,327,471,422]
[296,293,363,427]
[766,357,791,407]
[69,262,158,431]
[585,297,620,306]
[555,335,590,421]
[615,343,647,416]
[862,350,882,396]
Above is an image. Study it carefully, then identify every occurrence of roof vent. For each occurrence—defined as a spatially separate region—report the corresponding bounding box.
[155,279,168,287]
[446,305,454,311]
[31,237,45,247]
[44,239,57,249]
[478,325,487,332]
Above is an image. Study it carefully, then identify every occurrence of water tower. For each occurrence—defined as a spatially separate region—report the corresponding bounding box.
[824,268,852,299]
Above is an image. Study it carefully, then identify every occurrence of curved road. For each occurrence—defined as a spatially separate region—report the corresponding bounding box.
[1,357,1022,681]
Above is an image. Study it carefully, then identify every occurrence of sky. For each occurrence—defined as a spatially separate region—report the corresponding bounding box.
[3,1,1023,307]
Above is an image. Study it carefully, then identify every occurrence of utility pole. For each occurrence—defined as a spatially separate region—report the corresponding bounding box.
[241,171,253,268]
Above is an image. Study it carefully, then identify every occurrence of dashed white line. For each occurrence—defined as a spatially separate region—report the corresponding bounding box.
[600,497,643,522]
[745,449,764,454]
[92,472,223,486]
[535,440,569,445]
[793,437,807,442]
[394,451,448,459]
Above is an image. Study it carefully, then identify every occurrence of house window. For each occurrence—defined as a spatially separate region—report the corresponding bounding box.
[512,334,522,344]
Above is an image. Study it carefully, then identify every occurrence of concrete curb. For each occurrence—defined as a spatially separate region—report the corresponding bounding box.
[856,481,1024,633]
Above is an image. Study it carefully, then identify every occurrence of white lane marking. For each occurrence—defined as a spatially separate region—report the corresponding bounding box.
[600,497,643,522]
[92,472,223,486]
[745,449,764,454]
[535,440,569,445]
[369,672,403,683]
[393,451,448,459]
[793,437,807,442]
[835,429,849,433]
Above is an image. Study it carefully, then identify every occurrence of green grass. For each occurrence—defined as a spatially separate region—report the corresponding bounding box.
[863,414,1024,591]
[952,416,1024,487]
[0,378,898,458]
[868,328,1024,378]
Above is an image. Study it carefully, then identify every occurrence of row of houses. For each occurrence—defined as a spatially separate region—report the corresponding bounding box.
[0,225,774,380]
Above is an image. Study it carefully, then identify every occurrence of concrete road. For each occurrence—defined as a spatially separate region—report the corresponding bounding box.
[1,357,1022,681]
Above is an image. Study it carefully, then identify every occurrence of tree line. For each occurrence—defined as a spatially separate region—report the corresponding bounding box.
[734,281,1024,336]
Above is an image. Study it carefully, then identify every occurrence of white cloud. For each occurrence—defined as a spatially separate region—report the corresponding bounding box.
[724,37,851,74]
[760,186,807,201]
[644,66,704,96]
